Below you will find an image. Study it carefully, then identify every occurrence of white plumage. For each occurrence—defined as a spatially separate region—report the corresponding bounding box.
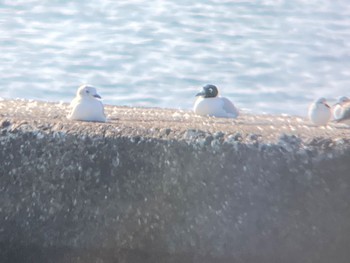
[193,84,239,118]
[332,96,350,121]
[308,97,331,126]
[67,84,106,122]
[335,100,350,125]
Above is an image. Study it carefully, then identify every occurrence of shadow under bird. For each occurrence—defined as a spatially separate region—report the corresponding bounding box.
[193,84,239,118]
[67,84,106,122]
[308,97,331,126]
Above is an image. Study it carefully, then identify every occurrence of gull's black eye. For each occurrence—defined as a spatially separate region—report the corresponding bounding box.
[86,90,90,94]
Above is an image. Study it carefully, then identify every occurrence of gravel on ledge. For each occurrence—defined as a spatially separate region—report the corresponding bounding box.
[1,99,349,145]
[1,99,350,263]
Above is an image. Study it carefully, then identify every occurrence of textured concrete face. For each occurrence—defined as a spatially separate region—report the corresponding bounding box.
[1,100,350,263]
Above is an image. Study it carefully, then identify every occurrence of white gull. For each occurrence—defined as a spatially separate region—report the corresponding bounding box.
[332,96,350,121]
[67,84,106,122]
[308,97,331,126]
[335,99,350,126]
[193,84,239,118]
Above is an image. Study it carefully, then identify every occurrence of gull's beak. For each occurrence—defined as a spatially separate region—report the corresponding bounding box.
[93,94,102,99]
[195,90,206,97]
[324,103,330,108]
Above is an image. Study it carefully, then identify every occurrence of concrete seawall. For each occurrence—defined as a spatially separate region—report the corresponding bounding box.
[1,99,350,263]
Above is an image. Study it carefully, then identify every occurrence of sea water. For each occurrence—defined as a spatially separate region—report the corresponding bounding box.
[1,0,350,116]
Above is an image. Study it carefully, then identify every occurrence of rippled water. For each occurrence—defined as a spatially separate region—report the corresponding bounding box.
[1,0,350,116]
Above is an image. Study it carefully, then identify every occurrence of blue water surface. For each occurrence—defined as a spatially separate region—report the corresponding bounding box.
[1,0,350,116]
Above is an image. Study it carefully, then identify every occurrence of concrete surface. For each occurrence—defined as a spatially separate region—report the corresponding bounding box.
[0,99,350,263]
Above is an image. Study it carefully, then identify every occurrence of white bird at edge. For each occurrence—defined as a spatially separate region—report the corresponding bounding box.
[332,96,350,121]
[67,84,106,122]
[193,84,239,118]
[334,98,350,126]
[308,97,331,126]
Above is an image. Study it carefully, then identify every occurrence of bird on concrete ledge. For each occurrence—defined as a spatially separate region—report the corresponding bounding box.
[193,84,239,118]
[332,96,350,121]
[308,97,331,126]
[334,97,350,126]
[67,84,106,122]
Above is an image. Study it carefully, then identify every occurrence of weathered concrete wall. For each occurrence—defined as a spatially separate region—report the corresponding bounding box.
[1,100,350,263]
